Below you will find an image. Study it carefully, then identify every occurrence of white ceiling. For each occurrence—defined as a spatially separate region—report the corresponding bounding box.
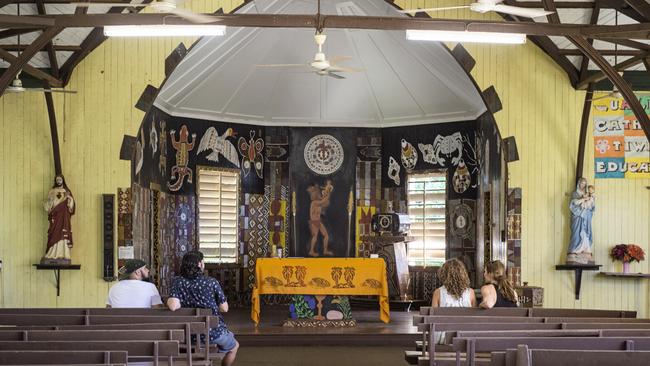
[154,0,488,127]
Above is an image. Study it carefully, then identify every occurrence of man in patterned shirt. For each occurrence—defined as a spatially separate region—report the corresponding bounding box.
[167,251,239,366]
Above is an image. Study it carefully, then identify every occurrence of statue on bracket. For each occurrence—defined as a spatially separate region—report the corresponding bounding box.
[42,174,75,265]
[566,177,596,265]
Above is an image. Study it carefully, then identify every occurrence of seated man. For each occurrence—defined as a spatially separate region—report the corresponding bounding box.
[167,251,239,366]
[107,259,162,308]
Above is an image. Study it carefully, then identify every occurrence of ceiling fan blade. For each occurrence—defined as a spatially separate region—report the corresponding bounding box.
[328,66,363,73]
[255,64,310,68]
[398,6,471,14]
[491,4,554,18]
[26,88,78,94]
[326,72,345,80]
[170,7,219,24]
[328,56,353,65]
[73,2,147,7]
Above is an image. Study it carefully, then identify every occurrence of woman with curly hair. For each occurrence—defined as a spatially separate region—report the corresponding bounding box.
[432,258,476,308]
[480,260,518,308]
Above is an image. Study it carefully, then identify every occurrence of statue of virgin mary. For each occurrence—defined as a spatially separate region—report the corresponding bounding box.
[566,177,595,264]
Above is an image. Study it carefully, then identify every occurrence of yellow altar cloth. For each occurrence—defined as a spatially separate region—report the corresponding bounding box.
[251,258,390,324]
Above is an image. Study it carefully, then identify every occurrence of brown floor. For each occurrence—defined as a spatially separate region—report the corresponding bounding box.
[226,305,419,347]
[234,346,407,366]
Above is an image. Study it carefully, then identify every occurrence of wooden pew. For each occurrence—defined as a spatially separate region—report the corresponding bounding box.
[492,345,650,366]
[418,307,636,318]
[0,308,211,316]
[449,336,650,366]
[0,341,178,365]
[0,350,127,364]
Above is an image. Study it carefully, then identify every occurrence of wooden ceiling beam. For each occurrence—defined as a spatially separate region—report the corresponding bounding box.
[0,28,40,39]
[598,0,648,22]
[579,3,600,81]
[0,46,63,86]
[599,38,650,51]
[577,51,650,88]
[624,0,650,19]
[2,13,649,38]
[0,27,62,94]
[0,44,81,51]
[36,0,59,78]
[570,35,650,139]
[560,49,644,56]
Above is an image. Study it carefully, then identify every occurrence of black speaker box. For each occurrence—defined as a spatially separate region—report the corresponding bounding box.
[102,194,115,281]
[503,136,519,162]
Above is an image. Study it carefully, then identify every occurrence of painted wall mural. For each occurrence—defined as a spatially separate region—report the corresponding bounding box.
[381,121,479,200]
[290,129,357,258]
[592,94,650,179]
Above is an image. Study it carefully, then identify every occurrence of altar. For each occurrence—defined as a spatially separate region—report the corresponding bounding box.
[251,258,390,324]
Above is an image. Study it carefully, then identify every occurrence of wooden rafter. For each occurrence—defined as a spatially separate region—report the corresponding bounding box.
[0,47,62,86]
[0,44,81,51]
[570,35,650,139]
[600,38,650,51]
[575,84,594,184]
[624,0,650,19]
[579,3,601,81]
[577,52,650,88]
[43,80,62,175]
[0,27,61,94]
[36,0,59,78]
[0,28,40,39]
[3,13,649,38]
[560,49,642,56]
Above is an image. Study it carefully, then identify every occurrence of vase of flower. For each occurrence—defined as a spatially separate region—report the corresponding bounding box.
[610,244,645,274]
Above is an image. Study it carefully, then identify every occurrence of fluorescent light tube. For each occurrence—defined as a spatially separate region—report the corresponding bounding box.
[406,29,526,44]
[104,25,226,37]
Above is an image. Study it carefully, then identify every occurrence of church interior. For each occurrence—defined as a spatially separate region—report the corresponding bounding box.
[0,0,649,365]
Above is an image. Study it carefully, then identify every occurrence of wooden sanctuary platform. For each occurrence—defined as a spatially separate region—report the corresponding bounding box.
[227,305,419,347]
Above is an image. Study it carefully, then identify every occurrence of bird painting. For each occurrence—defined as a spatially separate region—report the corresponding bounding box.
[196,127,240,167]
[135,130,145,176]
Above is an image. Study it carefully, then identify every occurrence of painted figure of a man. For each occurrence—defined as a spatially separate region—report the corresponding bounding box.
[307,180,333,257]
[42,174,75,264]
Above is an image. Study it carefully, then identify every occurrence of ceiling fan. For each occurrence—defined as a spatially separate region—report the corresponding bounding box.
[256,32,361,79]
[73,0,217,24]
[6,73,77,94]
[399,0,554,19]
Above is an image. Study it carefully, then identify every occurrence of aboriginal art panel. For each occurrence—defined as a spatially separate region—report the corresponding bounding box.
[381,121,479,200]
[132,108,265,195]
[117,187,133,269]
[506,188,522,286]
[289,128,357,258]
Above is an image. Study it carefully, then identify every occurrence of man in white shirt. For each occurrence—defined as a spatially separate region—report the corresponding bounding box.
[107,259,163,308]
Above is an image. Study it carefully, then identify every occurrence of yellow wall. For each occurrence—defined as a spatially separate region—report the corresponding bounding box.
[0,0,240,307]
[0,0,648,313]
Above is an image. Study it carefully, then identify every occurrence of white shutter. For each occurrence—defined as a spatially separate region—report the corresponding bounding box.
[197,168,240,264]
[407,172,446,266]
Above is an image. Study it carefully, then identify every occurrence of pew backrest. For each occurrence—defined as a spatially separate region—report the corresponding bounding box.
[0,308,211,316]
[418,307,636,318]
[0,340,179,358]
[0,350,128,364]
[453,336,650,352]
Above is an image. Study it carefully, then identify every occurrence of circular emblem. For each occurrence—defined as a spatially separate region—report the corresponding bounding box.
[304,134,344,175]
[451,203,473,239]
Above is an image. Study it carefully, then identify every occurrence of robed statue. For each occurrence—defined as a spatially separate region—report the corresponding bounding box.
[566,177,595,264]
[42,174,75,264]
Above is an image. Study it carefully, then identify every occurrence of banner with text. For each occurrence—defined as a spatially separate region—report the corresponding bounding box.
[592,93,650,179]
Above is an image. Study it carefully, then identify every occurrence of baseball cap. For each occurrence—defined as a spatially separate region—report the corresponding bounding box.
[118,259,147,279]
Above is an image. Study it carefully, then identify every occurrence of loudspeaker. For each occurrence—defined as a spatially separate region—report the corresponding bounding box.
[503,136,519,162]
[102,194,115,281]
[119,135,137,161]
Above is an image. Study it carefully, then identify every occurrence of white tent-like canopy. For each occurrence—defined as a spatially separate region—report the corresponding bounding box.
[154,0,487,128]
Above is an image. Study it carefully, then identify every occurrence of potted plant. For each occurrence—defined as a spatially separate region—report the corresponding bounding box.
[610,244,645,273]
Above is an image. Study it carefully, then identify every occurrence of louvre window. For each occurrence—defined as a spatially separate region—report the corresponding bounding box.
[407,172,446,266]
[197,168,239,264]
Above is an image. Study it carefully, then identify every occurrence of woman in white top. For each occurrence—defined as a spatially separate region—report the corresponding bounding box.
[432,258,476,307]
[431,258,476,343]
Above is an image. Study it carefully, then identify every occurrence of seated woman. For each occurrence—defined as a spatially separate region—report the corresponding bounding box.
[432,258,476,308]
[480,260,518,308]
[431,258,476,344]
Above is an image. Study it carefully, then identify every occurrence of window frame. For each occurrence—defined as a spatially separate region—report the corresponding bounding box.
[196,165,241,265]
[406,169,448,268]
